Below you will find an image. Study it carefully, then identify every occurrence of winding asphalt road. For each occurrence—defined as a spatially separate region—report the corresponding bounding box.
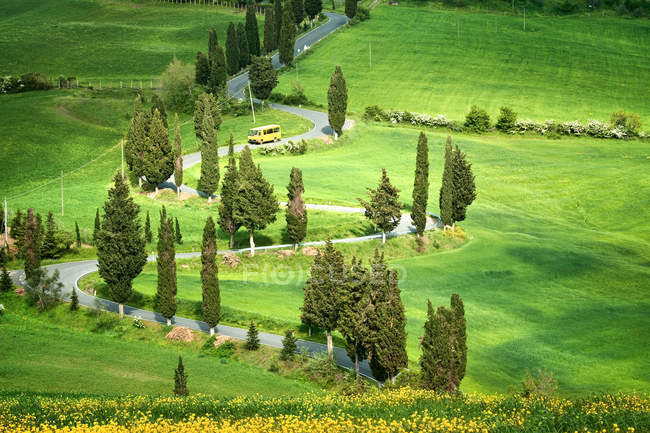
[10,12,442,383]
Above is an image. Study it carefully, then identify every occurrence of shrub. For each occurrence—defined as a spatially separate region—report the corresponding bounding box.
[215,341,236,359]
[520,368,559,398]
[610,110,642,135]
[280,330,297,360]
[93,311,122,332]
[363,105,387,121]
[161,58,196,114]
[357,7,370,21]
[132,316,145,329]
[464,105,491,132]
[259,140,306,156]
[25,268,63,311]
[496,106,517,131]
[268,361,280,372]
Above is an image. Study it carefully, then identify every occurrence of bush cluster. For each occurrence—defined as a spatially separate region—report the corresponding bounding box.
[259,140,307,156]
[350,7,371,25]
[0,73,51,94]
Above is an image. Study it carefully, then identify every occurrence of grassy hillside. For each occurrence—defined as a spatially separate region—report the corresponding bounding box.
[0,294,319,396]
[0,0,256,80]
[276,4,650,124]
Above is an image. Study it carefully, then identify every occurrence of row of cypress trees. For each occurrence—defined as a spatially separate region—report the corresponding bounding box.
[195,28,227,94]
[439,136,476,228]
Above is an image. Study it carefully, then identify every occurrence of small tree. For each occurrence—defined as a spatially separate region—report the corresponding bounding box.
[451,144,476,224]
[199,115,220,202]
[237,23,250,69]
[292,0,305,26]
[249,56,278,103]
[610,110,642,135]
[10,210,25,252]
[245,321,260,350]
[0,262,13,292]
[279,9,296,66]
[464,105,491,132]
[218,135,241,249]
[174,217,182,244]
[25,267,63,311]
[411,132,429,238]
[305,0,323,24]
[274,0,283,48]
[155,206,177,326]
[263,8,276,54]
[358,168,402,244]
[75,221,81,248]
[195,51,210,85]
[194,93,222,142]
[174,356,189,396]
[143,108,174,194]
[93,208,101,245]
[70,287,79,311]
[496,106,517,132]
[280,329,297,360]
[345,0,357,19]
[161,58,195,113]
[439,136,454,229]
[173,113,183,199]
[23,208,40,282]
[144,211,153,243]
[246,5,261,57]
[226,22,240,75]
[286,167,307,249]
[201,217,220,336]
[327,66,347,139]
[41,211,57,258]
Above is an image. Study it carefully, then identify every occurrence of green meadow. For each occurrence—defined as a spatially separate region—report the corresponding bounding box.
[277,4,650,124]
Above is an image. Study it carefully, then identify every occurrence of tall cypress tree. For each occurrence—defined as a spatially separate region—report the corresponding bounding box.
[305,239,345,358]
[279,9,296,66]
[174,217,182,244]
[143,108,174,194]
[10,210,25,253]
[199,115,220,202]
[451,144,476,224]
[124,95,149,184]
[305,0,322,23]
[237,23,249,69]
[93,208,101,245]
[201,216,220,336]
[232,146,279,256]
[226,22,240,76]
[41,211,57,259]
[286,167,307,249]
[292,0,305,26]
[75,221,81,248]
[263,8,276,54]
[439,136,454,229]
[420,299,449,391]
[208,27,218,62]
[215,45,227,89]
[173,113,183,199]
[411,132,430,237]
[218,135,241,249]
[301,273,317,337]
[144,210,153,243]
[327,66,347,139]
[451,293,467,387]
[96,173,147,317]
[358,168,402,244]
[194,93,222,143]
[23,208,40,282]
[156,206,177,326]
[245,5,261,57]
[345,0,357,19]
[195,51,210,85]
[173,356,188,396]
[151,94,168,129]
[274,0,283,48]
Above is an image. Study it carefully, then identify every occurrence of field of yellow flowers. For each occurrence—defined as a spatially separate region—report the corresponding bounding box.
[0,388,647,433]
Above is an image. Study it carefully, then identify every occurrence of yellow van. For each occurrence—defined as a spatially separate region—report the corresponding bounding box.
[248,124,281,144]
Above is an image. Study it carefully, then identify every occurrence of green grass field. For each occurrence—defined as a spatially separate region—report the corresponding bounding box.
[0,0,258,81]
[277,4,650,124]
[0,293,319,396]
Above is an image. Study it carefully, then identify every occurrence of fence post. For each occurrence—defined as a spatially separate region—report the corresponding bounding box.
[120,81,123,89]
[150,80,153,89]
[131,80,133,88]
[76,79,79,88]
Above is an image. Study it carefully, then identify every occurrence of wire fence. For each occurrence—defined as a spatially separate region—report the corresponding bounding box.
[49,78,161,91]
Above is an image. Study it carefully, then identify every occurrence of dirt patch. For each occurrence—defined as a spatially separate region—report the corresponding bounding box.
[165,326,194,343]
[14,287,26,296]
[277,249,295,258]
[221,252,241,268]
[318,135,333,144]
[214,335,237,348]
[302,246,320,257]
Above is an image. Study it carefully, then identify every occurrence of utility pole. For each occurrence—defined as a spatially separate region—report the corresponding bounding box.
[121,139,125,179]
[3,198,7,248]
[248,81,256,123]
[60,171,64,217]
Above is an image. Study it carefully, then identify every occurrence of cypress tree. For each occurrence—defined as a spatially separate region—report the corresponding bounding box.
[245,5,261,57]
[451,145,476,224]
[96,173,147,317]
[207,45,227,96]
[286,167,307,250]
[155,206,177,326]
[358,168,402,244]
[411,132,430,237]
[124,95,149,183]
[439,136,454,229]
[151,94,168,129]
[173,113,183,199]
[245,320,260,350]
[372,268,408,384]
[327,66,347,139]
[218,135,241,249]
[279,9,296,66]
[300,275,317,337]
[305,239,344,358]
[366,250,389,381]
[195,51,210,85]
[194,93,222,143]
[339,257,371,379]
[10,210,25,253]
[305,0,322,23]
[208,27,218,62]
[143,108,174,194]
[0,262,12,292]
[263,8,276,54]
[75,221,81,248]
[420,299,448,391]
[23,208,40,282]
[201,216,220,336]
[144,210,153,243]
[280,330,298,360]
[232,146,279,256]
[226,22,240,76]
[292,0,305,26]
[345,0,357,19]
[93,208,101,245]
[249,55,278,102]
[450,294,467,387]
[70,287,79,311]
[174,355,188,396]
[41,211,57,259]
[199,115,220,202]
[174,217,182,244]
[237,23,249,69]
[274,0,283,48]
